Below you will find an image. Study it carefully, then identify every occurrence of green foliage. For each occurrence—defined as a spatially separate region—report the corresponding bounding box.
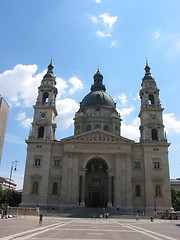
[171,188,180,211]
[0,189,21,208]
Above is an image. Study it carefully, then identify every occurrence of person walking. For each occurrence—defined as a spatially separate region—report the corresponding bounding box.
[39,211,43,226]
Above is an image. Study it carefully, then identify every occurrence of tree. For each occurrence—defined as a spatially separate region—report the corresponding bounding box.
[171,188,180,211]
[0,189,21,208]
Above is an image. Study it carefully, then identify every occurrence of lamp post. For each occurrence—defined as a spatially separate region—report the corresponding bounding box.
[9,161,18,189]
[3,161,18,218]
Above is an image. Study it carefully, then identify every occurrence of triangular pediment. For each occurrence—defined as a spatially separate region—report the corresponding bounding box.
[61,129,134,143]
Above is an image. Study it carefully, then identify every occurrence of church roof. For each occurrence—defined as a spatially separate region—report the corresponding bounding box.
[80,68,116,109]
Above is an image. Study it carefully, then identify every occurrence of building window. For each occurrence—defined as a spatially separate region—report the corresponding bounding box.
[35,158,41,166]
[148,94,154,105]
[134,161,141,169]
[52,182,58,195]
[38,126,44,138]
[42,92,49,103]
[54,160,61,168]
[32,181,39,194]
[135,184,141,197]
[115,126,119,135]
[86,125,91,131]
[104,125,109,132]
[95,124,100,129]
[155,185,161,197]
[154,161,160,169]
[152,129,158,140]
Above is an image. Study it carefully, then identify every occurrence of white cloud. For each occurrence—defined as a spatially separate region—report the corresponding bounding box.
[118,106,136,118]
[121,117,140,141]
[68,76,83,95]
[91,13,118,40]
[118,93,128,106]
[110,40,118,47]
[99,13,118,29]
[164,113,180,134]
[0,64,83,107]
[16,112,33,129]
[0,64,43,107]
[56,77,68,99]
[96,30,111,38]
[56,98,79,129]
[95,0,102,3]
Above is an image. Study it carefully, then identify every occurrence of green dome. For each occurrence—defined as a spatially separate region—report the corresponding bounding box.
[80,90,115,108]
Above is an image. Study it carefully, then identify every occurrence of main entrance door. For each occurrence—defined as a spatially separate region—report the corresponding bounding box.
[85,158,108,208]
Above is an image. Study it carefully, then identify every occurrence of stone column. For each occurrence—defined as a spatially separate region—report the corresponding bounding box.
[107,173,112,208]
[80,172,86,207]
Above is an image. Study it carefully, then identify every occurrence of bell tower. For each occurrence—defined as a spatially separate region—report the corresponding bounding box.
[29,60,58,140]
[139,61,167,143]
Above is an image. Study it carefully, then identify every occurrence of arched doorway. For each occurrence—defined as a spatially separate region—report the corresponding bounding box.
[85,158,108,208]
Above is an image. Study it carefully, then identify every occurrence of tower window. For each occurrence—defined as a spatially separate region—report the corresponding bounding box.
[152,129,158,140]
[54,160,61,168]
[155,185,161,197]
[52,182,58,195]
[148,94,155,105]
[34,158,41,166]
[42,92,49,103]
[154,161,160,169]
[38,127,44,138]
[135,184,141,197]
[104,125,109,131]
[134,161,141,169]
[86,125,91,131]
[32,181,39,194]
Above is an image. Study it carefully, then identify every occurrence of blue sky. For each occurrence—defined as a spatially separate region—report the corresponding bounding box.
[0,0,180,189]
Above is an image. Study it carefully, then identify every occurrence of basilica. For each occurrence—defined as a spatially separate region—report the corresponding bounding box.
[21,61,172,215]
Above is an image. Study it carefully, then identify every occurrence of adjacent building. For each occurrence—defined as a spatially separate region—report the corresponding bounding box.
[0,96,9,162]
[21,61,172,215]
[0,176,17,190]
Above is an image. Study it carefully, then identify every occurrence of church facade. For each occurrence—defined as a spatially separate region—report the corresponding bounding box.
[21,61,172,215]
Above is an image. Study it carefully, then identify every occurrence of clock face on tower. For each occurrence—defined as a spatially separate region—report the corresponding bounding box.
[39,112,46,118]
[149,114,156,121]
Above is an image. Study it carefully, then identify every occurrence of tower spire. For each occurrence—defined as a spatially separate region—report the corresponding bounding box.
[91,66,106,92]
[47,58,54,74]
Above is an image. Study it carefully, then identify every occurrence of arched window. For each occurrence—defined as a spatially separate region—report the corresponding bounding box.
[52,182,58,195]
[42,92,49,103]
[115,126,119,135]
[148,94,155,105]
[135,184,141,197]
[86,125,91,131]
[155,185,161,197]
[104,125,109,132]
[32,181,39,194]
[152,129,158,140]
[38,127,44,138]
[95,124,100,129]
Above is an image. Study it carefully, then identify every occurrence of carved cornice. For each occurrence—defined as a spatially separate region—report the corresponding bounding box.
[62,130,133,143]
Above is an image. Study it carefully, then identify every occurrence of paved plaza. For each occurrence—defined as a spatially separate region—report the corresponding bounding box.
[0,215,179,240]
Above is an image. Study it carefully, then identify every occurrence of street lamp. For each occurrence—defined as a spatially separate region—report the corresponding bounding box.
[3,161,18,218]
[9,161,18,189]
